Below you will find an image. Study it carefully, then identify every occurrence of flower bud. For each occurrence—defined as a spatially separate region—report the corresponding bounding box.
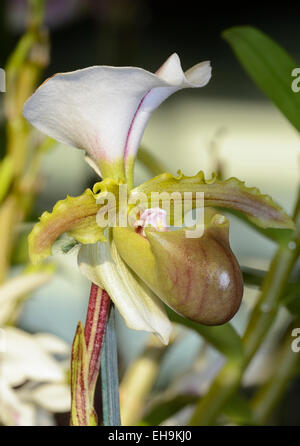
[113,209,243,325]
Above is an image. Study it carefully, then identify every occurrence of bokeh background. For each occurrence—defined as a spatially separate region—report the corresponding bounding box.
[0,0,300,426]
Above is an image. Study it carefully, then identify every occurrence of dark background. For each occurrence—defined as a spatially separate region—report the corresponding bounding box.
[1,1,300,100]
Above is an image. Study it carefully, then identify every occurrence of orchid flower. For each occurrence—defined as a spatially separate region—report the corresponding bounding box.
[22,53,294,424]
[23,53,294,345]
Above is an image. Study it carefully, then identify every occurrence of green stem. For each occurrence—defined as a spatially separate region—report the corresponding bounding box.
[101,304,121,426]
[243,188,300,362]
[137,146,167,177]
[189,187,300,426]
[242,245,299,362]
[189,359,243,425]
[250,316,300,424]
[28,0,45,29]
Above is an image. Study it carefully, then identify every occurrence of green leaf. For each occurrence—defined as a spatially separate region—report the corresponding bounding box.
[165,306,244,362]
[223,393,254,425]
[242,266,266,287]
[280,283,300,315]
[101,305,121,426]
[0,157,14,204]
[223,26,300,132]
[224,208,293,245]
[241,266,300,314]
[142,394,198,426]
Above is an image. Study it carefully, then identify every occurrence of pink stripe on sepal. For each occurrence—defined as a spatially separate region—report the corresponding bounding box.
[70,284,111,426]
[85,284,111,394]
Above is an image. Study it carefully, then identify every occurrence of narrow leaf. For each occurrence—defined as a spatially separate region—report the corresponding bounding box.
[242,266,266,287]
[223,392,254,425]
[101,305,121,426]
[223,26,300,132]
[0,157,14,204]
[281,283,300,315]
[224,208,293,245]
[241,266,300,315]
[143,394,198,426]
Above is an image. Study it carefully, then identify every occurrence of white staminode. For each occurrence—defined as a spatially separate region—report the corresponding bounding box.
[134,208,170,234]
[78,239,172,344]
[23,54,211,174]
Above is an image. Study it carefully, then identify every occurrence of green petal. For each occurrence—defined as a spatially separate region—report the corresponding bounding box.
[29,178,121,264]
[130,171,294,230]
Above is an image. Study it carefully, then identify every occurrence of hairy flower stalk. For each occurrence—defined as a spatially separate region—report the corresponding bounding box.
[84,285,110,394]
[70,284,110,425]
[23,53,294,425]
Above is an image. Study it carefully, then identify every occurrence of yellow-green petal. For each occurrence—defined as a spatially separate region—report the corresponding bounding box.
[130,171,294,230]
[29,187,105,265]
[29,178,123,264]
